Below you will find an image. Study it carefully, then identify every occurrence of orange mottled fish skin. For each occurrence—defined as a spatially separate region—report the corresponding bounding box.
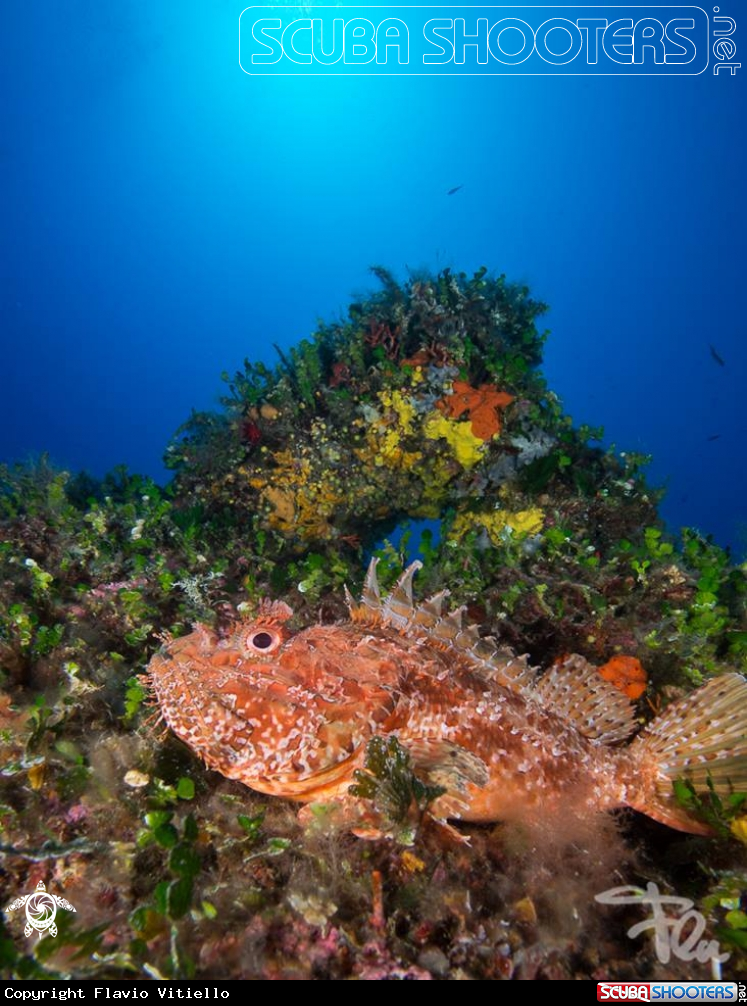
[147,561,747,834]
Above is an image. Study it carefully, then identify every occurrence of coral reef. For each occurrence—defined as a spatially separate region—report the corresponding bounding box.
[0,267,746,980]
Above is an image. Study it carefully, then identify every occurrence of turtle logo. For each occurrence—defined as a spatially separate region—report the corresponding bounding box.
[5,880,77,938]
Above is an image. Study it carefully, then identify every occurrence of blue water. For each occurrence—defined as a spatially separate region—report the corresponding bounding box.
[2,3,745,554]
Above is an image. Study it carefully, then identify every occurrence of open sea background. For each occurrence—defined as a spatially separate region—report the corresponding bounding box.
[1,2,745,555]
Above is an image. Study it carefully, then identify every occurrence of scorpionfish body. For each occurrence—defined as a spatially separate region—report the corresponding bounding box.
[148,560,747,834]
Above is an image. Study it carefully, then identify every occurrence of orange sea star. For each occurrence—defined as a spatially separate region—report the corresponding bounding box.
[437,380,514,440]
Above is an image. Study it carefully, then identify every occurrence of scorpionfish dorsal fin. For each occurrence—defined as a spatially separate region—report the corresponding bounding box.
[533,654,638,744]
[348,558,536,695]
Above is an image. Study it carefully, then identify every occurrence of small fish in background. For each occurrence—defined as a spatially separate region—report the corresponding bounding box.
[446,184,463,196]
[706,434,721,442]
[709,344,725,366]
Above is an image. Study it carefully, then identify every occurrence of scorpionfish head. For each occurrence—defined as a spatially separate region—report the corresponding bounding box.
[148,599,402,800]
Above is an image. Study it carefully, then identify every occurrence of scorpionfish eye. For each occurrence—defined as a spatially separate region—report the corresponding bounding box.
[239,626,285,657]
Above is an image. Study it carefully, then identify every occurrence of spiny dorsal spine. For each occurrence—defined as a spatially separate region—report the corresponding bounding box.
[352,558,536,696]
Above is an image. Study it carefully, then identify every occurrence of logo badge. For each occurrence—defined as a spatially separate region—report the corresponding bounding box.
[6,879,78,938]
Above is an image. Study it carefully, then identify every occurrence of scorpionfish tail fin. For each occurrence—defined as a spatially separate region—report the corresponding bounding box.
[625,672,747,834]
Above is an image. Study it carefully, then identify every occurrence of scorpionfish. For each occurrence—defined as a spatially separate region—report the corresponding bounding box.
[148,560,747,835]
